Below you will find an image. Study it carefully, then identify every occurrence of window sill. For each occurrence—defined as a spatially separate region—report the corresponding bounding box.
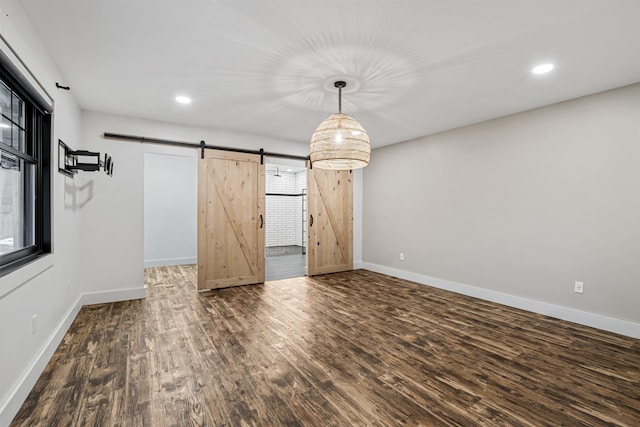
[0,252,55,299]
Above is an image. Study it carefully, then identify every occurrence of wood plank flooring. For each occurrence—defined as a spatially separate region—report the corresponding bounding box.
[11,267,640,426]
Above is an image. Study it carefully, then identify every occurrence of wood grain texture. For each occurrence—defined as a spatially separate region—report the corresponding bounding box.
[307,168,353,276]
[11,267,640,426]
[198,150,265,289]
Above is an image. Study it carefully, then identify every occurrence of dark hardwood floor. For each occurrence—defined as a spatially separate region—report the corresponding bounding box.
[11,266,640,426]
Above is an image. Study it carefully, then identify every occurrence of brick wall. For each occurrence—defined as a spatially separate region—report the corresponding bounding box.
[265,167,306,248]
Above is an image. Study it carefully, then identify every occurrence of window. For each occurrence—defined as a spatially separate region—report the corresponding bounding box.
[0,60,51,276]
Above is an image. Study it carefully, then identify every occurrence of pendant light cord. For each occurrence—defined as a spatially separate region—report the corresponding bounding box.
[335,81,346,114]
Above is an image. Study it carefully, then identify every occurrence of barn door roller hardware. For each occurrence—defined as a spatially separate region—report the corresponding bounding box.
[58,139,114,177]
[103,132,310,163]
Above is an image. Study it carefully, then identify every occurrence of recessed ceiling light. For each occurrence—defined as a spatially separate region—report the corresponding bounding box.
[532,63,554,74]
[175,95,191,104]
[286,168,293,172]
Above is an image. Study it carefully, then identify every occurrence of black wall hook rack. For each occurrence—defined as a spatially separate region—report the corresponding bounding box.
[58,139,114,177]
[55,83,70,90]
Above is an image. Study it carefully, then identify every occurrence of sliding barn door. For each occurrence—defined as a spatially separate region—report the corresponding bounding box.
[198,150,265,290]
[307,168,353,276]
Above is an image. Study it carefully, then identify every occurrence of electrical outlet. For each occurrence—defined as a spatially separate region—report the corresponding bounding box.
[574,281,584,294]
[400,252,405,261]
[32,315,38,335]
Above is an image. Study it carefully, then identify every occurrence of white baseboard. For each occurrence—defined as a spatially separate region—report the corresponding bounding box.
[143,257,196,268]
[1,287,146,426]
[81,287,146,306]
[360,262,640,339]
[0,295,83,427]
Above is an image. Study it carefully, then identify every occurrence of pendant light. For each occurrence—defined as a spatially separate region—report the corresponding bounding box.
[310,81,370,170]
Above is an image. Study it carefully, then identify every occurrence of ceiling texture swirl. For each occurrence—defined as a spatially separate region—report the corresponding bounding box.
[19,0,640,148]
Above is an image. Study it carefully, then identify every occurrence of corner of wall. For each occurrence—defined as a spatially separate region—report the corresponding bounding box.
[352,168,363,264]
[81,288,147,307]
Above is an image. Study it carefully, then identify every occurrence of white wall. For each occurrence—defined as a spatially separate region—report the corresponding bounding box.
[80,111,312,297]
[0,1,85,424]
[144,153,197,267]
[353,168,363,265]
[0,3,365,424]
[362,83,640,338]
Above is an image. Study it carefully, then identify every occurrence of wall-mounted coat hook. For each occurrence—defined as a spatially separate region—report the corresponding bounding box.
[55,83,70,90]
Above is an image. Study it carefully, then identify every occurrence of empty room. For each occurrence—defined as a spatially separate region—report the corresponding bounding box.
[1,1,639,426]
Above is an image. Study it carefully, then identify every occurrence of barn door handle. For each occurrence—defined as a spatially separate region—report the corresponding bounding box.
[259,214,264,229]
[309,214,313,227]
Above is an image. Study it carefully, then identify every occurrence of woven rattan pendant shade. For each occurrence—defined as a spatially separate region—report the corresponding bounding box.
[310,82,370,170]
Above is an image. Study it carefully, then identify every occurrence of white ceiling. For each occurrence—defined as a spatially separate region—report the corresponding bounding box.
[20,0,640,148]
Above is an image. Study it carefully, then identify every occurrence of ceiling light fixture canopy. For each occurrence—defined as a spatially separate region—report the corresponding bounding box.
[310,81,370,170]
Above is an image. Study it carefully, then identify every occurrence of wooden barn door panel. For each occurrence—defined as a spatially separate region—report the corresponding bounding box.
[307,168,353,276]
[198,150,265,290]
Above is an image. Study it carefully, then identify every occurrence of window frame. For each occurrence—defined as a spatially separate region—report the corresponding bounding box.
[0,60,52,277]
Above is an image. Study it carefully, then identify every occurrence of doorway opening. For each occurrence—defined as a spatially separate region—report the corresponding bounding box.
[265,160,307,281]
[143,152,197,271]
